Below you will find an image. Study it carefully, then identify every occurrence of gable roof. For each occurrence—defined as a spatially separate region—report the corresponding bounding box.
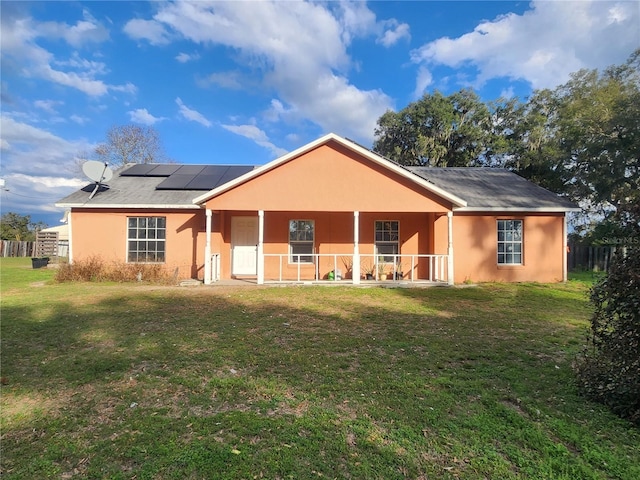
[56,133,577,213]
[192,133,468,208]
[408,167,578,212]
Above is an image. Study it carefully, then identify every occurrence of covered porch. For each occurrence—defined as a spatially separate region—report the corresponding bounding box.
[202,209,454,285]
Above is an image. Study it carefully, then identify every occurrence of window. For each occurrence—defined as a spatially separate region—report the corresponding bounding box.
[289,220,314,263]
[127,216,166,263]
[497,219,522,265]
[375,220,399,262]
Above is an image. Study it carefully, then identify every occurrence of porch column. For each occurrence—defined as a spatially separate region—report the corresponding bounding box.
[204,208,212,285]
[353,211,360,285]
[563,213,568,282]
[447,211,454,285]
[257,210,265,285]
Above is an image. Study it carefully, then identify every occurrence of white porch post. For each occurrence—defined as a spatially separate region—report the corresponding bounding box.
[257,210,265,285]
[353,211,360,285]
[204,208,212,285]
[563,213,568,282]
[447,211,454,285]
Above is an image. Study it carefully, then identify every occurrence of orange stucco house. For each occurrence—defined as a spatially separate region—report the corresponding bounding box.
[56,133,577,285]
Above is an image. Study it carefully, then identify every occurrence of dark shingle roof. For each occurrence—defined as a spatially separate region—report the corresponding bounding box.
[56,160,577,212]
[407,167,577,211]
[56,164,256,208]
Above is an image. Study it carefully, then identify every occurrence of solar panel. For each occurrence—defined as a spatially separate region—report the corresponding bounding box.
[145,164,181,176]
[217,165,254,187]
[120,164,158,176]
[174,165,207,175]
[152,164,258,190]
[156,174,199,190]
[184,175,224,190]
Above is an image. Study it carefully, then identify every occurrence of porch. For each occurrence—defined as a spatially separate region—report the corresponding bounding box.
[207,252,450,285]
[203,210,455,286]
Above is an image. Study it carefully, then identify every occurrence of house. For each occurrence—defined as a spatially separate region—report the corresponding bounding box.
[56,133,578,285]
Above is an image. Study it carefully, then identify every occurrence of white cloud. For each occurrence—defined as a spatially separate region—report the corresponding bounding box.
[196,71,245,90]
[70,114,89,125]
[1,14,135,97]
[127,0,399,143]
[411,0,640,90]
[175,52,200,63]
[123,18,172,45]
[37,8,109,48]
[377,20,411,47]
[0,114,94,214]
[222,124,287,157]
[413,67,433,99]
[175,97,212,127]
[128,108,166,125]
[34,99,62,114]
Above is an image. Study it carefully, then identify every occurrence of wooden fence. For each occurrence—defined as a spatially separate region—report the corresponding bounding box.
[568,244,621,272]
[0,237,68,258]
[0,240,35,257]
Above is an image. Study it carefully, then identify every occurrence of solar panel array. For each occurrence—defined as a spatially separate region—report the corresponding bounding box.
[120,164,255,190]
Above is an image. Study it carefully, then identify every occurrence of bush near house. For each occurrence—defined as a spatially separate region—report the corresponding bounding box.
[54,256,172,283]
[574,246,640,425]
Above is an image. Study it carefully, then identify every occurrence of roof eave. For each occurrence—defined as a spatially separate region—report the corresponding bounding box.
[453,206,581,213]
[55,203,200,210]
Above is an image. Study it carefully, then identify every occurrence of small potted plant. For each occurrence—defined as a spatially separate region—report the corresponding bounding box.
[377,262,387,281]
[394,262,404,280]
[362,259,375,280]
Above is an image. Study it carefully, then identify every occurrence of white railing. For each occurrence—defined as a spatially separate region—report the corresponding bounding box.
[262,253,448,283]
[210,253,221,283]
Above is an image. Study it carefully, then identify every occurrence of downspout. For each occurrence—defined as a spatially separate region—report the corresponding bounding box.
[204,208,212,284]
[447,211,454,285]
[67,209,73,264]
[563,213,568,282]
[257,210,264,285]
[353,211,360,285]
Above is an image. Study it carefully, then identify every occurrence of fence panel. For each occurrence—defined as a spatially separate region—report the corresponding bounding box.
[0,240,35,257]
[568,244,619,272]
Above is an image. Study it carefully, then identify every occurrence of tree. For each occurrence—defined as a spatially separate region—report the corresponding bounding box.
[94,125,171,167]
[0,212,46,241]
[554,51,639,223]
[373,89,495,167]
[574,202,640,425]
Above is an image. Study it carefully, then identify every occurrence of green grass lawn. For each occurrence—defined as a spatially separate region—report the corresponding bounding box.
[1,258,638,479]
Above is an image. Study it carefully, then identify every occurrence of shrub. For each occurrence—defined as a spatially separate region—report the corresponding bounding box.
[55,256,173,284]
[574,245,640,425]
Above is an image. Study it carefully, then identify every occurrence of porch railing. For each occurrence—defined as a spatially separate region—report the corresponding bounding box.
[262,253,448,283]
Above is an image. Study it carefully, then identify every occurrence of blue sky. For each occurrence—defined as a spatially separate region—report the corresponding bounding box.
[1,0,638,226]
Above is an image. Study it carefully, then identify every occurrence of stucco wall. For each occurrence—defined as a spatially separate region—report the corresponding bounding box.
[70,208,206,280]
[206,142,452,213]
[452,212,565,283]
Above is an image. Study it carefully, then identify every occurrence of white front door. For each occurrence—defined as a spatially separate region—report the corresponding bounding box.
[231,216,258,275]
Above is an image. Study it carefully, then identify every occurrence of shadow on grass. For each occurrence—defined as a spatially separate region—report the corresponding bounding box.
[1,284,637,480]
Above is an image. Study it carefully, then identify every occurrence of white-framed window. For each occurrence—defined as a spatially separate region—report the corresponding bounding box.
[289,220,314,263]
[375,220,399,262]
[127,216,166,263]
[497,219,522,265]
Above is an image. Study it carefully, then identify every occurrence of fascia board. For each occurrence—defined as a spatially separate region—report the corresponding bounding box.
[193,133,467,208]
[453,206,581,213]
[55,203,200,209]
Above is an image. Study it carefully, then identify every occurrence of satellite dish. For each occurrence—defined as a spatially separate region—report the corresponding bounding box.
[83,160,113,183]
[82,161,113,199]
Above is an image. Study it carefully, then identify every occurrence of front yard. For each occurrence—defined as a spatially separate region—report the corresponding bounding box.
[1,258,638,479]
